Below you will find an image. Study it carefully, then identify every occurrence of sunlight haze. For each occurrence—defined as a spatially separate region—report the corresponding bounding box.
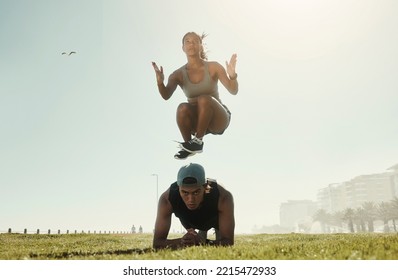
[1,0,398,234]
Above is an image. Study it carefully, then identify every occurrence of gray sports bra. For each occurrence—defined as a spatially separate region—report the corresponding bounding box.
[180,62,220,101]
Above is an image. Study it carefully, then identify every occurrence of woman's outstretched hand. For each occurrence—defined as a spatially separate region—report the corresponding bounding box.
[225,54,237,79]
[152,62,165,85]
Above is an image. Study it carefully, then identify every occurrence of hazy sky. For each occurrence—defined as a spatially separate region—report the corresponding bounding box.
[1,0,398,234]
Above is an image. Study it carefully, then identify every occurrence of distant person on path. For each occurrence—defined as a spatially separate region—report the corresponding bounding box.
[152,32,239,159]
[153,163,235,249]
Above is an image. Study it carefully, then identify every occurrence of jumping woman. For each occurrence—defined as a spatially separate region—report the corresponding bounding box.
[152,32,238,159]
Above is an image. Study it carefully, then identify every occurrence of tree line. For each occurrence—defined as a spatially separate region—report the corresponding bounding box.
[310,197,398,233]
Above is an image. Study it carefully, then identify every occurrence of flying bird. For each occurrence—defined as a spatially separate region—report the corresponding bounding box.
[62,51,76,56]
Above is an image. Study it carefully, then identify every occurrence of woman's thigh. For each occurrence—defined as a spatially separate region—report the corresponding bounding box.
[176,102,198,133]
[206,98,231,134]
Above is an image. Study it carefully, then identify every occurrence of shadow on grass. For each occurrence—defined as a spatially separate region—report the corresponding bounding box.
[28,248,154,259]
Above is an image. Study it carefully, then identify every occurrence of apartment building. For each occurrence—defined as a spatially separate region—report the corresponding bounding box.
[316,163,398,212]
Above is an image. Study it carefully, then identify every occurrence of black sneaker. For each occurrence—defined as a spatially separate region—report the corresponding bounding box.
[174,149,194,160]
[180,137,204,153]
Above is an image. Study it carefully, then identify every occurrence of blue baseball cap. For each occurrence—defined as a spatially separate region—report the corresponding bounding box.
[177,163,206,187]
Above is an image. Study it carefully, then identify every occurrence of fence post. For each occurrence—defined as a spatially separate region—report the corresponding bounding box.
[24,229,27,234]
[8,228,11,233]
[48,229,51,234]
[37,229,40,234]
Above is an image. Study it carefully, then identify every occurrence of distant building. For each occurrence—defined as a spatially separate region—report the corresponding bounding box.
[347,173,393,208]
[388,163,398,197]
[317,182,348,213]
[279,200,318,230]
[316,163,398,212]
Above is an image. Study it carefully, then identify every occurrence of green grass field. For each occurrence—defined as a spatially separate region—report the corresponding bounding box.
[1,233,398,260]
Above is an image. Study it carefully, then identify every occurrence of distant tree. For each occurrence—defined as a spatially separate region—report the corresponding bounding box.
[297,217,312,233]
[343,208,355,233]
[330,211,345,232]
[354,207,366,232]
[362,201,377,232]
[313,209,331,233]
[390,197,398,232]
[377,202,392,232]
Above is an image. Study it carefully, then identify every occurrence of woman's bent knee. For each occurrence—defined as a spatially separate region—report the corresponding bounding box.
[176,103,192,115]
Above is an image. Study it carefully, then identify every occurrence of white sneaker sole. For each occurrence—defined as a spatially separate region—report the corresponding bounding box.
[179,144,203,154]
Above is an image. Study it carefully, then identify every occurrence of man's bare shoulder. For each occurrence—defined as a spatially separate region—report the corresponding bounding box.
[216,183,233,201]
[158,188,173,215]
[160,188,171,201]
